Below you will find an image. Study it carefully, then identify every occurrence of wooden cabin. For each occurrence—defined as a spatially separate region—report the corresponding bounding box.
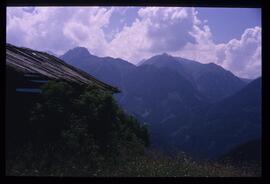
[6,43,119,157]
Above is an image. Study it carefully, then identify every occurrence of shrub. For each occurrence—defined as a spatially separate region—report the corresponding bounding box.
[6,81,149,176]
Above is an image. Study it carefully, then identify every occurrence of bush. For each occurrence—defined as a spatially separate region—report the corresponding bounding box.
[6,81,149,176]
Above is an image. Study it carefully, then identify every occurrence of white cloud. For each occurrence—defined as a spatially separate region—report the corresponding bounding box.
[107,18,151,61]
[221,26,261,78]
[62,7,114,56]
[172,26,261,79]
[6,7,261,78]
[6,7,114,56]
[106,7,200,62]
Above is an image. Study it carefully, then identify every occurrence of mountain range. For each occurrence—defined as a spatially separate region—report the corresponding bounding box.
[60,47,261,159]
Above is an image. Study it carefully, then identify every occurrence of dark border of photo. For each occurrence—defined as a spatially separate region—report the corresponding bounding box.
[1,0,267,184]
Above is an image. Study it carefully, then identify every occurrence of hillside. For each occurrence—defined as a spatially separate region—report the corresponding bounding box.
[60,47,136,90]
[219,139,261,166]
[172,77,261,159]
[59,47,260,160]
[142,54,246,102]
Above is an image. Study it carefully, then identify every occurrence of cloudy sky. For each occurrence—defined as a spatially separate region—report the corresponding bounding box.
[6,7,261,79]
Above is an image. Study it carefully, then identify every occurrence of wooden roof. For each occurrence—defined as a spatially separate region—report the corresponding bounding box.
[6,44,120,93]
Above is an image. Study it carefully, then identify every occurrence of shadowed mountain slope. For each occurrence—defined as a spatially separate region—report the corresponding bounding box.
[60,47,260,159]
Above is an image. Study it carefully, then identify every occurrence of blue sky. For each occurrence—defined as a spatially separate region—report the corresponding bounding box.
[6,7,261,79]
[197,8,261,43]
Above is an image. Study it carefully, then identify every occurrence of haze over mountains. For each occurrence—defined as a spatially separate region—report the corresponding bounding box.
[60,47,261,159]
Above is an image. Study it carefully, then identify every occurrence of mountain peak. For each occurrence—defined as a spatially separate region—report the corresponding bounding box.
[62,47,91,58]
[161,52,170,56]
[141,53,177,67]
[158,52,175,59]
[207,62,218,67]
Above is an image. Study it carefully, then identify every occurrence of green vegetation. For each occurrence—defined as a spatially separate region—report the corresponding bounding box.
[6,81,259,177]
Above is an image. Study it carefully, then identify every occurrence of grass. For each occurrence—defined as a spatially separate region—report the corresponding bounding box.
[8,149,259,177]
[98,151,260,177]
